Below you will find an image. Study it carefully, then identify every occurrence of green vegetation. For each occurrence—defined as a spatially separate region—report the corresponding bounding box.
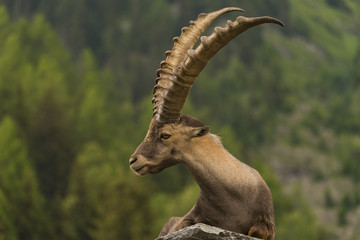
[0,0,359,239]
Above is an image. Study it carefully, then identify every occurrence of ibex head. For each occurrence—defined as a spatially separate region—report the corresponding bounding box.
[130,116,209,176]
[130,7,283,176]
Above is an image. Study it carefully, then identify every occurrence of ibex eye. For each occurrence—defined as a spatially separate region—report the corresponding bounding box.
[160,133,171,139]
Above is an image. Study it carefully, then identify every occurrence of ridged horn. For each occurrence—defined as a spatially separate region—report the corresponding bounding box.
[152,8,284,123]
[152,7,243,123]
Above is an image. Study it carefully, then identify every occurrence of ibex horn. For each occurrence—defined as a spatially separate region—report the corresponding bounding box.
[152,8,284,123]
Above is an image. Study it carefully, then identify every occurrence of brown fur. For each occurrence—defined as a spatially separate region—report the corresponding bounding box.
[129,8,283,239]
[130,115,275,239]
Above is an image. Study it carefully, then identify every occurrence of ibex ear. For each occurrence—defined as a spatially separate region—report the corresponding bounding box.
[190,126,210,138]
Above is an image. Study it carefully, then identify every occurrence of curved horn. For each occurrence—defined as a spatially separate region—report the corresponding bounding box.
[153,7,243,123]
[153,9,284,123]
[176,16,284,86]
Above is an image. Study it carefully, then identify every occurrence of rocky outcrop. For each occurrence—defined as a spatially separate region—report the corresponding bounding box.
[155,223,260,240]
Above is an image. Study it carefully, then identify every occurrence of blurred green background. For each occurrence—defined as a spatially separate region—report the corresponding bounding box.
[0,0,359,239]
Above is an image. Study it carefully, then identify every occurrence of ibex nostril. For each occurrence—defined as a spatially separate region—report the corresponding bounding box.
[130,157,137,165]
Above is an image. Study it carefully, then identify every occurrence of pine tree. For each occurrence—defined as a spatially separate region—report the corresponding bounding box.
[0,116,50,240]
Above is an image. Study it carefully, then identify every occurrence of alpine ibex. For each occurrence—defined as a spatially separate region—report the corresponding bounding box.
[129,7,283,240]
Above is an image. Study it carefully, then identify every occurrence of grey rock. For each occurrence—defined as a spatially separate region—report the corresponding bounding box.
[155,223,261,240]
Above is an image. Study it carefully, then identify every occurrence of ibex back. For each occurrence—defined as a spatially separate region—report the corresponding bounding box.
[129,7,283,240]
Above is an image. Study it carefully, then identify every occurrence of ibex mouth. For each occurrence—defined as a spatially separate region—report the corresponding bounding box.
[130,163,148,176]
[134,165,145,172]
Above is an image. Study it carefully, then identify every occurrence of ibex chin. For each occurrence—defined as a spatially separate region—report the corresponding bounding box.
[129,7,283,240]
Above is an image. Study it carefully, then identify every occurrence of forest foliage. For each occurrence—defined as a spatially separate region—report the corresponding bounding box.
[0,0,359,239]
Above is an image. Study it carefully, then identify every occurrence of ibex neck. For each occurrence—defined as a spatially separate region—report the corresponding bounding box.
[182,134,257,203]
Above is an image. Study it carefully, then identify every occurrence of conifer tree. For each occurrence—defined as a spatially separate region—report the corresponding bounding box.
[0,116,50,240]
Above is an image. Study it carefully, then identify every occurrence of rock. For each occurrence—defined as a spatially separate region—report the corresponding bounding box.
[155,223,260,240]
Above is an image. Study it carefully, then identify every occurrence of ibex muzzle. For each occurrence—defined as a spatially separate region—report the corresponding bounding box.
[129,7,283,240]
